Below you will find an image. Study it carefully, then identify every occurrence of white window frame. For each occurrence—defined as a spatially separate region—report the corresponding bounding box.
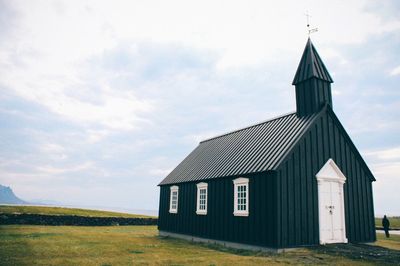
[233,177,249,217]
[196,182,208,215]
[169,186,179,214]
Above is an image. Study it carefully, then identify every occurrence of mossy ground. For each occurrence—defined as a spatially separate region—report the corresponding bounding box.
[1,225,399,265]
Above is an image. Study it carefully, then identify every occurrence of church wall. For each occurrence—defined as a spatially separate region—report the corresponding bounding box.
[158,171,279,248]
[276,109,376,248]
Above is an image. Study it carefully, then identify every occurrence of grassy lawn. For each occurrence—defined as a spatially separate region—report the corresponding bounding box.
[0,205,153,218]
[375,216,400,229]
[1,225,399,266]
[375,232,400,250]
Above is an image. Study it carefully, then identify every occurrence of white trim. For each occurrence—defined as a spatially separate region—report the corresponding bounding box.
[233,177,249,217]
[316,159,346,183]
[169,185,179,214]
[316,159,348,244]
[196,182,208,215]
[233,177,249,185]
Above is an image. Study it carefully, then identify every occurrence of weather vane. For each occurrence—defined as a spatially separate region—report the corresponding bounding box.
[305,11,318,36]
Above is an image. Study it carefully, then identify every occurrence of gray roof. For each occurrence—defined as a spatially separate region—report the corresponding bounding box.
[159,111,319,185]
[292,38,333,85]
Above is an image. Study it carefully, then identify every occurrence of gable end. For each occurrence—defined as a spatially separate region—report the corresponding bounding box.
[274,105,375,182]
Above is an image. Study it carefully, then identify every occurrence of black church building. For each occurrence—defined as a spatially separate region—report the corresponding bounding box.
[158,38,376,250]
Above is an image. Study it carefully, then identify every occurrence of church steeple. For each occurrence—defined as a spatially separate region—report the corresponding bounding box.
[293,38,333,117]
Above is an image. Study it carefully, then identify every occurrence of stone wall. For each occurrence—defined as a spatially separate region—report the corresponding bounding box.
[0,213,158,226]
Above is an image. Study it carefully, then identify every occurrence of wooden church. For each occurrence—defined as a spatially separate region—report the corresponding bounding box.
[158,38,376,250]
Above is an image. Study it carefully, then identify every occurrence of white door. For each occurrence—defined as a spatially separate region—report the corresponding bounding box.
[316,159,348,244]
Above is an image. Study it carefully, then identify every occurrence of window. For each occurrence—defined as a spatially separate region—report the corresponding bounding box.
[233,177,249,216]
[169,186,179,213]
[196,182,208,215]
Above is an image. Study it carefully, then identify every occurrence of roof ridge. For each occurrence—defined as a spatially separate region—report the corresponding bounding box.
[199,111,297,144]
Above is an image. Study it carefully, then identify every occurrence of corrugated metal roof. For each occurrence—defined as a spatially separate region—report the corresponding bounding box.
[159,111,320,185]
[292,38,333,85]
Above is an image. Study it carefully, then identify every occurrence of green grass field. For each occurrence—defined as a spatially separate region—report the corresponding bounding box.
[0,205,153,218]
[0,225,399,266]
[0,207,398,265]
[375,216,400,229]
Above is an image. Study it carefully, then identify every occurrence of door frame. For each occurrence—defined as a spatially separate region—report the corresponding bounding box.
[316,159,348,244]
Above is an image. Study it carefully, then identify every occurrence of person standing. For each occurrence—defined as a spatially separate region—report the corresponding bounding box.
[382,215,390,238]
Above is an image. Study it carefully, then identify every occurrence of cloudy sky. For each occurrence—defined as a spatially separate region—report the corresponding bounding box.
[0,0,399,215]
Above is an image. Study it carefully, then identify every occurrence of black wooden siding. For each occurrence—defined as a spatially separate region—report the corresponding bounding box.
[295,79,332,117]
[158,171,278,248]
[276,109,376,248]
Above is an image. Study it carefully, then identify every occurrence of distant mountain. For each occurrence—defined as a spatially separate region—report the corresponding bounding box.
[0,185,28,204]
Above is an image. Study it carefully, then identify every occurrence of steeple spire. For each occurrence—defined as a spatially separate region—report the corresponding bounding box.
[293,38,333,85]
[293,38,334,117]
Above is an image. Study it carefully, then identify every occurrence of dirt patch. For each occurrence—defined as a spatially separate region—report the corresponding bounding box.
[310,243,400,265]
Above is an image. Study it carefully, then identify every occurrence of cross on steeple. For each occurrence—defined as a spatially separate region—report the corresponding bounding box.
[305,11,318,36]
[305,11,311,27]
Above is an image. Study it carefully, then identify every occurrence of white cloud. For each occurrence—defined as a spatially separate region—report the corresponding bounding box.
[332,89,342,96]
[2,0,399,72]
[365,146,400,161]
[364,146,400,215]
[86,129,111,144]
[0,161,95,180]
[183,131,223,145]
[389,65,400,76]
[0,2,156,132]
[319,48,348,65]
[1,0,398,128]
[35,161,95,176]
[149,168,172,178]
[1,54,155,131]
[366,146,400,180]
[41,143,66,154]
[45,89,154,131]
[372,161,400,216]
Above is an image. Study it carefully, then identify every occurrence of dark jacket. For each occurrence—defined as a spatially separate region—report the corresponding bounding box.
[382,216,390,228]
